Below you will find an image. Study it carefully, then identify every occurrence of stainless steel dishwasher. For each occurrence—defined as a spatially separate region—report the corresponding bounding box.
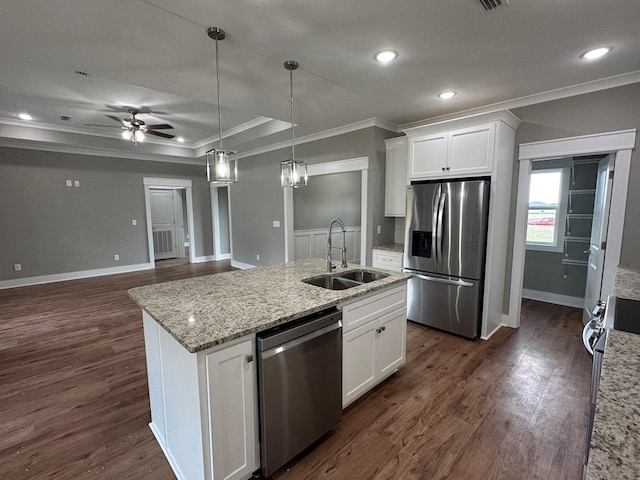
[257,307,343,478]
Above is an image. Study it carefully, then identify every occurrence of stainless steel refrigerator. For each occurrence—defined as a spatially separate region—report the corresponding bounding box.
[403,178,490,338]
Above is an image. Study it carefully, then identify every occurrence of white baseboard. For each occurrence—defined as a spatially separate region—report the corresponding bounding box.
[214,253,231,261]
[522,288,583,309]
[0,262,155,290]
[231,260,256,270]
[194,255,216,263]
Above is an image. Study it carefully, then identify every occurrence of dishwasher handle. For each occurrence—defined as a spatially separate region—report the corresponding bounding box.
[259,320,342,360]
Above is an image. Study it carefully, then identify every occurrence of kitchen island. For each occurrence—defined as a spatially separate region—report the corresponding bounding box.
[129,258,411,480]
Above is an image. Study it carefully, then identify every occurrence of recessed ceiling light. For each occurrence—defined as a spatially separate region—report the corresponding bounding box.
[438,91,457,100]
[374,50,398,63]
[580,47,612,60]
[176,136,185,143]
[18,113,33,121]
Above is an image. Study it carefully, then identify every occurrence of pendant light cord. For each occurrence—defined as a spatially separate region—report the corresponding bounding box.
[290,67,295,161]
[215,33,223,150]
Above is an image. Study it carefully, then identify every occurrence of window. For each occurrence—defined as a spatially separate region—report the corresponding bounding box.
[526,168,568,251]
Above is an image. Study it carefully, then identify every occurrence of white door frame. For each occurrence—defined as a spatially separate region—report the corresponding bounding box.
[143,177,196,265]
[283,157,369,265]
[210,184,232,261]
[506,129,636,328]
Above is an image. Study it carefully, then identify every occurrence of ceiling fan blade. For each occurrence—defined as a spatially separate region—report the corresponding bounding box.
[106,115,124,124]
[84,123,119,127]
[147,130,175,139]
[146,123,174,130]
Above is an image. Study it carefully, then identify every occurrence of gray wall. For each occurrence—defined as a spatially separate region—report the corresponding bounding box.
[0,147,214,281]
[504,82,640,311]
[293,171,361,230]
[229,126,396,267]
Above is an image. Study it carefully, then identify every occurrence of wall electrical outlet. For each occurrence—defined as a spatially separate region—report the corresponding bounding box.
[377,225,382,234]
[256,254,260,261]
[66,180,72,187]
[13,264,22,272]
[114,254,120,261]
[131,219,137,226]
[74,180,80,187]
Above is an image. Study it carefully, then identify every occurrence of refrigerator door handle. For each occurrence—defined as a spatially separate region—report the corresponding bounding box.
[431,185,441,262]
[436,191,445,263]
[412,273,474,287]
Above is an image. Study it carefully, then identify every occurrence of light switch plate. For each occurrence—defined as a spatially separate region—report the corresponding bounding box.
[272,220,281,228]
[131,219,137,226]
[74,180,80,187]
[13,264,22,271]
[66,180,72,187]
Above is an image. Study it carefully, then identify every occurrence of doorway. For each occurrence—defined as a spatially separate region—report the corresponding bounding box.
[149,188,186,261]
[506,129,636,329]
[283,157,369,265]
[521,155,607,316]
[143,177,196,265]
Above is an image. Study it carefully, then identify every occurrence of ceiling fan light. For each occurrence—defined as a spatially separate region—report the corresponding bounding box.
[122,129,132,140]
[134,129,145,143]
[18,112,33,121]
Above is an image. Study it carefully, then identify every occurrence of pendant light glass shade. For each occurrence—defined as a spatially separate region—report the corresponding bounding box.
[281,60,308,188]
[206,27,238,184]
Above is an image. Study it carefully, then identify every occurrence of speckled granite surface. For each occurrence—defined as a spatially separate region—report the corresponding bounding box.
[614,265,640,301]
[373,243,405,253]
[586,330,640,480]
[128,258,411,353]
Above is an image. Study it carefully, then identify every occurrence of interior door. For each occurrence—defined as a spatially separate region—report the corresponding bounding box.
[583,156,613,323]
[150,189,177,260]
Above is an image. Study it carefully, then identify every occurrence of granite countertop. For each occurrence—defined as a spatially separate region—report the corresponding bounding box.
[613,265,640,301]
[128,258,411,353]
[586,329,640,480]
[373,243,405,253]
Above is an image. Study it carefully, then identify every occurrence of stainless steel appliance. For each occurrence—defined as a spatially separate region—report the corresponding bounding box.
[403,178,490,338]
[582,295,640,478]
[257,308,342,478]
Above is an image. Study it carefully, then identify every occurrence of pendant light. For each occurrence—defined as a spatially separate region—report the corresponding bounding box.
[206,27,238,184]
[280,60,308,188]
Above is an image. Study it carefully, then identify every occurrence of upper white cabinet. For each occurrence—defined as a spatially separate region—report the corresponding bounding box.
[384,136,408,216]
[408,123,495,180]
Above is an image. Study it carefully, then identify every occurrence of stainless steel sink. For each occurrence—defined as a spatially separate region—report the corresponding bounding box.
[339,269,389,283]
[302,275,362,290]
[302,269,389,290]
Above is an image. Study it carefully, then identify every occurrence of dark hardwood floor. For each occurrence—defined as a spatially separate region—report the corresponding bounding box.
[0,262,592,480]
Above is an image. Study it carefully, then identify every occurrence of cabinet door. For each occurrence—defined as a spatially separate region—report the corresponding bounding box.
[448,124,495,176]
[377,309,407,379]
[409,133,447,179]
[206,339,259,480]
[385,138,408,217]
[342,321,378,407]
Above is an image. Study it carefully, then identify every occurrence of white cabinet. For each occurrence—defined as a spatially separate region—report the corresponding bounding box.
[408,123,495,180]
[341,284,407,407]
[384,136,408,217]
[142,312,259,480]
[372,248,403,272]
[206,341,259,480]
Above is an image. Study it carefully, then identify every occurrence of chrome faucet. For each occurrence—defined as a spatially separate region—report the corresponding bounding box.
[327,218,348,272]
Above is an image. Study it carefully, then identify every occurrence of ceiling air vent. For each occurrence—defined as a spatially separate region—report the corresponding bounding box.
[74,70,90,77]
[474,0,509,12]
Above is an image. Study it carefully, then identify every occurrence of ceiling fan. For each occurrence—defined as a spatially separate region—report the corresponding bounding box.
[93,108,175,145]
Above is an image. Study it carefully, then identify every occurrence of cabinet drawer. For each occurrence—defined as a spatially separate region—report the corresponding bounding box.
[372,250,403,272]
[341,284,407,333]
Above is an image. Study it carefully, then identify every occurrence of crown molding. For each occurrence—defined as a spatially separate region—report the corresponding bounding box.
[192,116,275,150]
[238,117,400,159]
[400,70,640,130]
[0,138,200,164]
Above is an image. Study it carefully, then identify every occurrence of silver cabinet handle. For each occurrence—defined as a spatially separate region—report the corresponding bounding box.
[246,354,254,363]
